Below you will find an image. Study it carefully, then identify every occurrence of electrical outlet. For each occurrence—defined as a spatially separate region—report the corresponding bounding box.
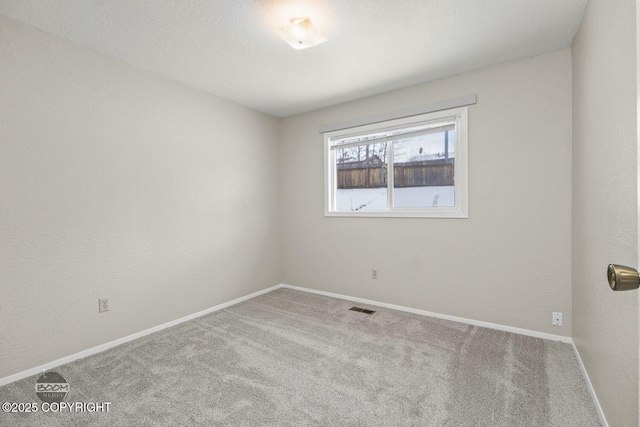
[552,312,562,326]
[371,269,378,279]
[99,298,109,313]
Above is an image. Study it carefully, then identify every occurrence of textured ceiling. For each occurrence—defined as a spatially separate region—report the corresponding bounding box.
[0,0,587,117]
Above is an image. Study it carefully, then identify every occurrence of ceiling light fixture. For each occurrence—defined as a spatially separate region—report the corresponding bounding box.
[278,17,327,50]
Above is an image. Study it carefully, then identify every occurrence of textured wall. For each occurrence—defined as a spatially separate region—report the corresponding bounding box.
[0,15,281,379]
[281,50,573,336]
[572,0,639,425]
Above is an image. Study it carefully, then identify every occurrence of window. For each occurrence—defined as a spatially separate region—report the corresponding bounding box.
[324,106,468,218]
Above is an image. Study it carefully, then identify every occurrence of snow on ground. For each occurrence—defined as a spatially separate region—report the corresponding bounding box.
[337,186,455,211]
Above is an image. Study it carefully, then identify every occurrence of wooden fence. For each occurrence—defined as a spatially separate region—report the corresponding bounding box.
[337,159,454,189]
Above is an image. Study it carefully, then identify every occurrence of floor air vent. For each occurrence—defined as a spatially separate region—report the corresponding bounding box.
[349,306,376,315]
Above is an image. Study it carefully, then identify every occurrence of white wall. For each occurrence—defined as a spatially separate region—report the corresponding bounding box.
[281,50,573,337]
[4,9,636,423]
[0,15,281,379]
[572,0,639,425]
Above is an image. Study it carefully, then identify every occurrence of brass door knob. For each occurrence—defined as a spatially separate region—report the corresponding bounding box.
[607,264,640,291]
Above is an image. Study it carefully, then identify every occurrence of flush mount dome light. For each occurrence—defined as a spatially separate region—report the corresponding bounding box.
[278,17,327,50]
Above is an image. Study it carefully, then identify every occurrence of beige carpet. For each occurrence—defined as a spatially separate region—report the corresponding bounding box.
[0,288,601,426]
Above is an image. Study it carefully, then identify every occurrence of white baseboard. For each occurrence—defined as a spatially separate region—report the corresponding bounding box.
[279,284,608,426]
[1,281,607,427]
[570,340,609,427]
[279,284,572,343]
[0,284,282,387]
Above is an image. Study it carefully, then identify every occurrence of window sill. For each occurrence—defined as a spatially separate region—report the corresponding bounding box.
[324,208,468,218]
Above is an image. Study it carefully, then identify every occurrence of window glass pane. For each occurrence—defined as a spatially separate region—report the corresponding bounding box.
[392,130,455,208]
[335,142,388,211]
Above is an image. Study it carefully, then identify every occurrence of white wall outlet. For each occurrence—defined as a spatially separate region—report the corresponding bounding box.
[99,298,109,313]
[371,269,378,279]
[552,312,562,326]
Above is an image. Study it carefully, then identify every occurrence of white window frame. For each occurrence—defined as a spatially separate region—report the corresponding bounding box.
[324,106,468,218]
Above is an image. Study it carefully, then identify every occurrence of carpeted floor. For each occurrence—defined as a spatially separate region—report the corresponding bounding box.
[0,288,601,426]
